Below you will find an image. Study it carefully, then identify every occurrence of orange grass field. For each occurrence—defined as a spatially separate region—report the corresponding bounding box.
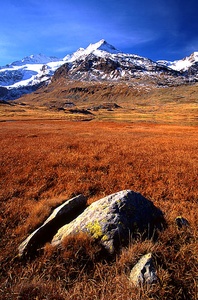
[0,120,197,299]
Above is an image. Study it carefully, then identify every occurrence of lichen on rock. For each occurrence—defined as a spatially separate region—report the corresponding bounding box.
[86,221,103,239]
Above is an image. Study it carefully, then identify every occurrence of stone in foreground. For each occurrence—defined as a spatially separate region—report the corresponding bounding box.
[130,253,158,286]
[52,190,165,254]
[18,194,87,258]
[175,216,190,229]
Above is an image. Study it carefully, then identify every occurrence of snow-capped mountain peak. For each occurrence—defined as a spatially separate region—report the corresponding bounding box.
[63,40,121,62]
[188,52,198,63]
[10,54,60,67]
[157,51,198,72]
[0,53,64,96]
[86,39,121,54]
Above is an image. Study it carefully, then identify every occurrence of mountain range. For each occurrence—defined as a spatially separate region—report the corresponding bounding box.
[0,40,198,100]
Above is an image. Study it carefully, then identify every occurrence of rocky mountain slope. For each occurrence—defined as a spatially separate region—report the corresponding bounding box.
[0,40,197,100]
[53,40,184,84]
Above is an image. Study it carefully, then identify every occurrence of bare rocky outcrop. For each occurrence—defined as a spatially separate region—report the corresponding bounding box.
[52,190,165,254]
[53,53,185,84]
[18,194,87,258]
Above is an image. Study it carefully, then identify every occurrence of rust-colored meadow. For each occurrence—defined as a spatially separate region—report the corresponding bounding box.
[0,120,197,299]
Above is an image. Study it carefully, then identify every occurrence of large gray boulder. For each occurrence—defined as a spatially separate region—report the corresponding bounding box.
[52,190,165,254]
[18,194,87,258]
[130,253,158,286]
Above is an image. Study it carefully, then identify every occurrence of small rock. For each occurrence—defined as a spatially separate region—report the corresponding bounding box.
[175,216,190,229]
[129,253,158,286]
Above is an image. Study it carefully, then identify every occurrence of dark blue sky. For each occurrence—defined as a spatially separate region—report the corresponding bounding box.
[0,0,198,65]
